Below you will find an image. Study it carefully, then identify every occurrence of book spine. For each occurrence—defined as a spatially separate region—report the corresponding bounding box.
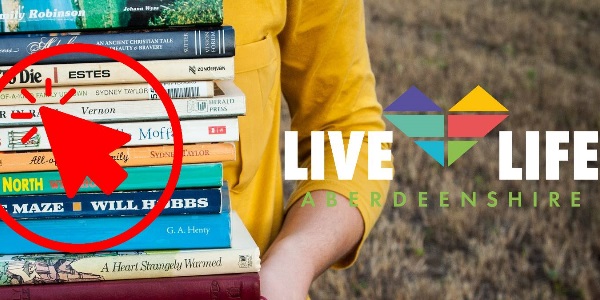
[0,81,214,105]
[0,188,222,219]
[0,143,235,173]
[0,57,234,88]
[0,163,223,196]
[0,274,261,300]
[0,94,246,127]
[0,248,260,285]
[0,212,231,254]
[0,118,239,152]
[0,26,234,65]
[0,0,223,33]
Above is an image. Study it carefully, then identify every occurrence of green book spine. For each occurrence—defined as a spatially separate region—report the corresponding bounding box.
[0,0,223,33]
[0,163,222,196]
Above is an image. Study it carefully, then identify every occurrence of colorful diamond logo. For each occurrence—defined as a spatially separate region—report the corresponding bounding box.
[384,86,508,166]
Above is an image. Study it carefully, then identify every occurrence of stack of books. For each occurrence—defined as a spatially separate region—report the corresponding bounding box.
[0,0,261,299]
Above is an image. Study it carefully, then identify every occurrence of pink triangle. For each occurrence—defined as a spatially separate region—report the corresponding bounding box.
[448,115,508,138]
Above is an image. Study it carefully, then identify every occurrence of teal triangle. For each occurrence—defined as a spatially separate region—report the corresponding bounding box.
[384,115,445,138]
[415,141,445,166]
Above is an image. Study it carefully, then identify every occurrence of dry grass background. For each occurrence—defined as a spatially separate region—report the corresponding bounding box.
[279,0,600,299]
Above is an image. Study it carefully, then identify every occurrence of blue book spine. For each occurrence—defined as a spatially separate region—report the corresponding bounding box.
[0,212,231,254]
[0,163,222,196]
[0,188,222,219]
[0,26,235,65]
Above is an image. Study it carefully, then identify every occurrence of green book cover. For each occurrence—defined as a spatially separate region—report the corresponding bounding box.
[0,0,223,33]
[0,163,222,196]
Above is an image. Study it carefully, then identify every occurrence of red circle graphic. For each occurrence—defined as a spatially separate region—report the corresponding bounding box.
[0,43,183,253]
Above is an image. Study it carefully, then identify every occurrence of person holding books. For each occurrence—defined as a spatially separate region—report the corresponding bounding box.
[223,0,392,298]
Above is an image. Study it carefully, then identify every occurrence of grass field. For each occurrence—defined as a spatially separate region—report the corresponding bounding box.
[279,0,600,298]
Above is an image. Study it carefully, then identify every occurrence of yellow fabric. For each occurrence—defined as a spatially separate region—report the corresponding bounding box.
[223,0,392,269]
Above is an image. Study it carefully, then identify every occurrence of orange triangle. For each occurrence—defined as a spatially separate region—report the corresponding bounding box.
[449,86,508,112]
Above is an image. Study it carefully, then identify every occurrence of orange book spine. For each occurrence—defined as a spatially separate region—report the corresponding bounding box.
[0,143,235,173]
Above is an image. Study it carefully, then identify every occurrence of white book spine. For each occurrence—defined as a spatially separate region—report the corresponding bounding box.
[65,246,261,281]
[0,57,234,88]
[0,95,245,126]
[0,118,239,152]
[0,81,215,105]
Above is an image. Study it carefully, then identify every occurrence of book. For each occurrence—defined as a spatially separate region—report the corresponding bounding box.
[0,81,246,126]
[0,212,259,284]
[0,187,223,219]
[0,163,223,196]
[0,142,235,173]
[0,210,231,254]
[0,81,215,105]
[0,57,234,88]
[0,117,239,152]
[0,0,223,33]
[0,273,261,300]
[0,26,234,65]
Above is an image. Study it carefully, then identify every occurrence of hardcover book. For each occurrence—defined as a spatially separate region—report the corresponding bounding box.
[0,57,234,88]
[0,200,231,254]
[0,273,261,300]
[0,0,223,33]
[0,142,236,173]
[0,187,222,219]
[0,81,246,126]
[0,26,234,65]
[0,163,223,196]
[0,117,239,152]
[0,212,259,284]
[0,81,215,105]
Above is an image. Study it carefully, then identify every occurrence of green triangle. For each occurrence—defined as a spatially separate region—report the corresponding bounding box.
[448,141,478,166]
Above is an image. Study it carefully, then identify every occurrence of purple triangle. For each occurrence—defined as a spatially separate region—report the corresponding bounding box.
[384,86,442,112]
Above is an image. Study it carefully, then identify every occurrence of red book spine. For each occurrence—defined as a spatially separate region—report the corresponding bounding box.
[0,273,260,300]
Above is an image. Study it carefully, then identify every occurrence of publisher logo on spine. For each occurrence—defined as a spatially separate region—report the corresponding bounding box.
[208,126,226,135]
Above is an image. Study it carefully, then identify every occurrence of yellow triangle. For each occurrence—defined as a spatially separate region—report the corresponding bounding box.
[449,86,508,112]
